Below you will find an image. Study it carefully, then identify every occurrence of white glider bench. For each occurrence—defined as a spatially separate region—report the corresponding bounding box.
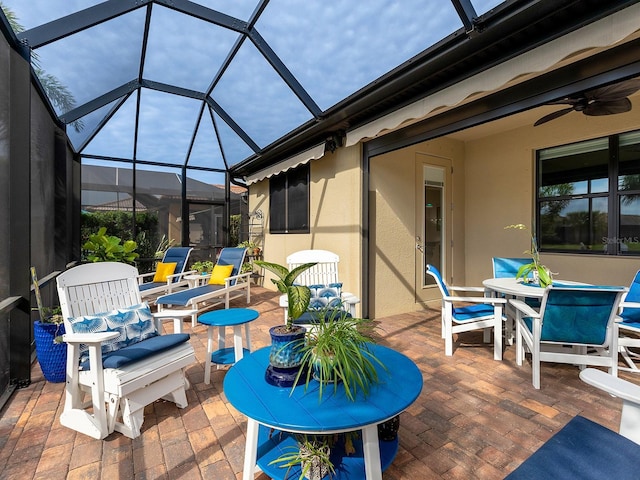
[56,262,195,440]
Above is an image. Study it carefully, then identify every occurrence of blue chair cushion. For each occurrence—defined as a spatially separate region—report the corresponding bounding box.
[80,333,191,370]
[505,415,640,479]
[69,302,158,366]
[452,303,496,323]
[293,309,352,325]
[156,284,224,306]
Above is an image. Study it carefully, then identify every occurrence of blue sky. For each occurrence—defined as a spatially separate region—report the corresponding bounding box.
[2,0,503,185]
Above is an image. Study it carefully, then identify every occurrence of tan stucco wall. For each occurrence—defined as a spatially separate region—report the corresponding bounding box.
[464,111,640,287]
[369,138,465,318]
[248,145,362,314]
[248,103,640,318]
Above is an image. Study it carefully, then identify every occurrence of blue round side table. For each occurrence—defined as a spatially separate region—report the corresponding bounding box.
[198,308,259,384]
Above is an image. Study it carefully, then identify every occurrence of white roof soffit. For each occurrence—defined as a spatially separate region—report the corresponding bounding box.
[346,3,640,147]
[245,143,326,185]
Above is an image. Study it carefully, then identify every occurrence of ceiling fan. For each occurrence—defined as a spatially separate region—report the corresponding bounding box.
[534,78,640,126]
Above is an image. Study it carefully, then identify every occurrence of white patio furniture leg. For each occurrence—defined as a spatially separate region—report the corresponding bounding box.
[244,322,252,351]
[444,303,454,356]
[362,424,383,480]
[532,317,542,389]
[205,326,214,385]
[493,304,503,361]
[242,418,259,480]
[234,325,244,362]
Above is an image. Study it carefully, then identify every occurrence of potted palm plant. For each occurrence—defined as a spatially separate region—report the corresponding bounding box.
[253,259,317,386]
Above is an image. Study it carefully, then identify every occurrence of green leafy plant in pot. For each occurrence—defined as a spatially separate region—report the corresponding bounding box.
[253,259,317,387]
[294,307,386,402]
[269,434,335,480]
[504,223,554,287]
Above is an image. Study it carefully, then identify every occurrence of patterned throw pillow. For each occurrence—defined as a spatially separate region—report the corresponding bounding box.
[69,302,158,369]
[308,283,343,310]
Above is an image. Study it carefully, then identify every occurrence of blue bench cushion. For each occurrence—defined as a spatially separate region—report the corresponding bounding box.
[505,415,640,479]
[80,333,191,370]
[69,302,159,366]
[156,284,224,306]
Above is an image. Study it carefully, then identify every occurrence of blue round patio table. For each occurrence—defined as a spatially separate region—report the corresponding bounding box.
[223,344,423,480]
[198,308,259,384]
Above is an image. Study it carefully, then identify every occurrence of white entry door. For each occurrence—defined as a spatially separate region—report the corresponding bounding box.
[415,154,452,304]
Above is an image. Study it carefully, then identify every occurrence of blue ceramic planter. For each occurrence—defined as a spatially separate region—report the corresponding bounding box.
[265,325,306,387]
[34,321,66,383]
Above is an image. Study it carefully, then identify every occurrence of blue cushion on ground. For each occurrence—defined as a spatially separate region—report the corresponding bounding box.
[156,284,224,306]
[80,333,191,370]
[505,415,640,479]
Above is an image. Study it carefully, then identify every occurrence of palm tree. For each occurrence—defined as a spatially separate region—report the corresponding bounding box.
[1,2,83,132]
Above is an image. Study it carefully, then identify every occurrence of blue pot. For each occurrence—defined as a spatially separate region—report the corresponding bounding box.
[268,325,306,368]
[34,321,66,383]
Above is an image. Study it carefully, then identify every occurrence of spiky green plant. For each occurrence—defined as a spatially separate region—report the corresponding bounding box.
[254,260,317,331]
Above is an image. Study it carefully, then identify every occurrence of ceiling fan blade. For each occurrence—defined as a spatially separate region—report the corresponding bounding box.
[584,98,632,116]
[534,107,574,126]
[585,78,640,101]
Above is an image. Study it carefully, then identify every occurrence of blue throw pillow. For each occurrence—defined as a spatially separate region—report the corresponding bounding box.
[69,302,158,369]
[308,283,343,310]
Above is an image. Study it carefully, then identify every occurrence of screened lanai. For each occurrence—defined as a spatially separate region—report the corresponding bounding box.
[2,0,640,410]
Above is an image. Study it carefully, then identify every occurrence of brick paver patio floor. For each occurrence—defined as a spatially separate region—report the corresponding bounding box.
[0,286,632,479]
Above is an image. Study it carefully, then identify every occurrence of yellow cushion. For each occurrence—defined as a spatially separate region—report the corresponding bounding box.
[153,262,177,282]
[208,264,234,285]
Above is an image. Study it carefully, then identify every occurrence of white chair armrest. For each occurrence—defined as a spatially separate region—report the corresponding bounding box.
[224,272,252,286]
[449,285,486,293]
[621,301,640,310]
[63,331,119,344]
[341,292,360,304]
[137,272,155,284]
[510,298,539,318]
[580,368,640,405]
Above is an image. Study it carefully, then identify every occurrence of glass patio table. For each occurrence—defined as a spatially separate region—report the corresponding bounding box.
[223,344,423,480]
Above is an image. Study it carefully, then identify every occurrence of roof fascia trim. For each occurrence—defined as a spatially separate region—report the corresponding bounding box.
[345,2,640,147]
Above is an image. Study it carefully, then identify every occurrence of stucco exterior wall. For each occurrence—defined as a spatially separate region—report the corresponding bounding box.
[369,137,465,318]
[464,110,640,286]
[248,144,362,315]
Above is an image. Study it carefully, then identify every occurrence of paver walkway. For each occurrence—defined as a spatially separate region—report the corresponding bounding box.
[0,286,631,479]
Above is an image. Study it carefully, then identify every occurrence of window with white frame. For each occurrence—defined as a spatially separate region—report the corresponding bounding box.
[269,163,310,234]
[537,130,640,255]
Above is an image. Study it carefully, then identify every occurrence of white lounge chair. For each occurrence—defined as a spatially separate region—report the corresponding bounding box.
[137,246,194,299]
[156,247,251,327]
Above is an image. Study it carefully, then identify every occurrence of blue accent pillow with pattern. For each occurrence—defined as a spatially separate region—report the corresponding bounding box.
[308,283,343,310]
[69,302,158,369]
